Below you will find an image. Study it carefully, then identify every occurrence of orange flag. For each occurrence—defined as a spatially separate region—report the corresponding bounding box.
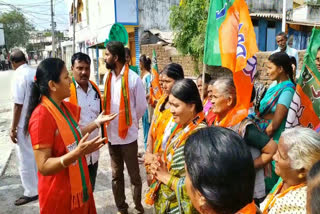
[150,49,162,105]
[204,0,258,127]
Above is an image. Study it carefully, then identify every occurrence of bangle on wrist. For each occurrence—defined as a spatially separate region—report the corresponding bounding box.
[60,157,67,168]
[94,119,101,128]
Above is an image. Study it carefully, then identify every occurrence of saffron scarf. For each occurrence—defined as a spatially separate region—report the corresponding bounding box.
[69,78,106,140]
[41,96,92,209]
[103,64,132,139]
[150,95,170,143]
[153,116,174,154]
[236,201,257,214]
[262,181,306,214]
[145,112,205,205]
[214,107,248,128]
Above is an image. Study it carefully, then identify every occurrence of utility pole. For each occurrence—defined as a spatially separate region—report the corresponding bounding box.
[282,0,286,32]
[51,0,56,57]
[72,0,76,54]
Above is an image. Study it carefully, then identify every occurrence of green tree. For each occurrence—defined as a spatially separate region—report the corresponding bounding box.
[0,10,34,50]
[169,0,209,73]
[43,30,65,40]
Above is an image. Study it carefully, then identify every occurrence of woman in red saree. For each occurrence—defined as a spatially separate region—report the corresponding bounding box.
[24,58,117,214]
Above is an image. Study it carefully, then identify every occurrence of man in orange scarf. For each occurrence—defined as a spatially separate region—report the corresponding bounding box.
[69,52,103,191]
[103,41,147,214]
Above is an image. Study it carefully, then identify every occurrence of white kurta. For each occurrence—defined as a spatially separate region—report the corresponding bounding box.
[12,63,38,197]
[103,66,147,145]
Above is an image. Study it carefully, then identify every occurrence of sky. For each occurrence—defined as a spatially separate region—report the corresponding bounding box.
[0,0,70,31]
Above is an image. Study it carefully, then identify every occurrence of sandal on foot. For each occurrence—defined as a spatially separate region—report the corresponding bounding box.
[14,195,38,206]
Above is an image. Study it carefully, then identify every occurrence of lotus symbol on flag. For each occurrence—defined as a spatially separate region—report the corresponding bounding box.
[286,92,305,128]
[243,56,257,83]
[237,24,246,59]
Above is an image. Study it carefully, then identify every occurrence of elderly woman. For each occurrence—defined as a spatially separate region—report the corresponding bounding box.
[185,127,257,214]
[211,76,277,205]
[260,127,320,213]
[147,79,206,213]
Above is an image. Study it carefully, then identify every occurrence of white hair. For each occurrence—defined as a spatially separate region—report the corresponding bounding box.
[212,77,236,98]
[282,127,320,171]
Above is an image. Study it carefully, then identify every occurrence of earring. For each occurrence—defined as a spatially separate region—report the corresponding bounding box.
[52,87,56,92]
[298,173,305,179]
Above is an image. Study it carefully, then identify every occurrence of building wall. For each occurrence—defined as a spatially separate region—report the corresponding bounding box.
[87,0,115,29]
[246,0,293,13]
[141,44,201,77]
[138,0,179,36]
[288,26,312,50]
[141,44,306,84]
[253,19,282,51]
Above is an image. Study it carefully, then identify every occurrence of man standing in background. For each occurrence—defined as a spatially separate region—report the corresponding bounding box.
[68,52,103,190]
[272,32,299,78]
[10,49,38,206]
[103,41,147,214]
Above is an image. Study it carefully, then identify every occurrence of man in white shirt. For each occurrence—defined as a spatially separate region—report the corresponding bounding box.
[69,52,102,191]
[10,50,38,206]
[103,41,147,214]
[272,32,299,78]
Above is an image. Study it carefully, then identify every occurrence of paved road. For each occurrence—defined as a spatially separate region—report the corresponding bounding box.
[0,112,153,214]
[0,68,154,214]
[0,70,15,111]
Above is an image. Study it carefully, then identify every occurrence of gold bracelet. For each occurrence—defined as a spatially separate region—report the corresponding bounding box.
[60,157,67,168]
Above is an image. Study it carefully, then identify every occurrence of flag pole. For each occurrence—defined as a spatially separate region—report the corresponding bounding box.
[202,63,206,101]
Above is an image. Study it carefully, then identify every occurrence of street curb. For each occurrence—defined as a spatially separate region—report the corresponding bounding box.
[0,146,13,177]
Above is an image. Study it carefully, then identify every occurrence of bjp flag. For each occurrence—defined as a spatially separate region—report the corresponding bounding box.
[150,49,162,105]
[286,28,320,132]
[204,0,258,127]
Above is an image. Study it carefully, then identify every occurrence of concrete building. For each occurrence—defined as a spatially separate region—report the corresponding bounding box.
[63,0,180,85]
[286,1,320,50]
[247,0,294,51]
[248,0,320,51]
[64,0,140,85]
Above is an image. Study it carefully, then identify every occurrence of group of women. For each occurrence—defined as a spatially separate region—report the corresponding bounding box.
[22,50,320,214]
[141,51,320,214]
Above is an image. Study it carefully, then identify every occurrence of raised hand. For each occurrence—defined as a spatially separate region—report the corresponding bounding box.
[95,111,118,125]
[76,133,106,156]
